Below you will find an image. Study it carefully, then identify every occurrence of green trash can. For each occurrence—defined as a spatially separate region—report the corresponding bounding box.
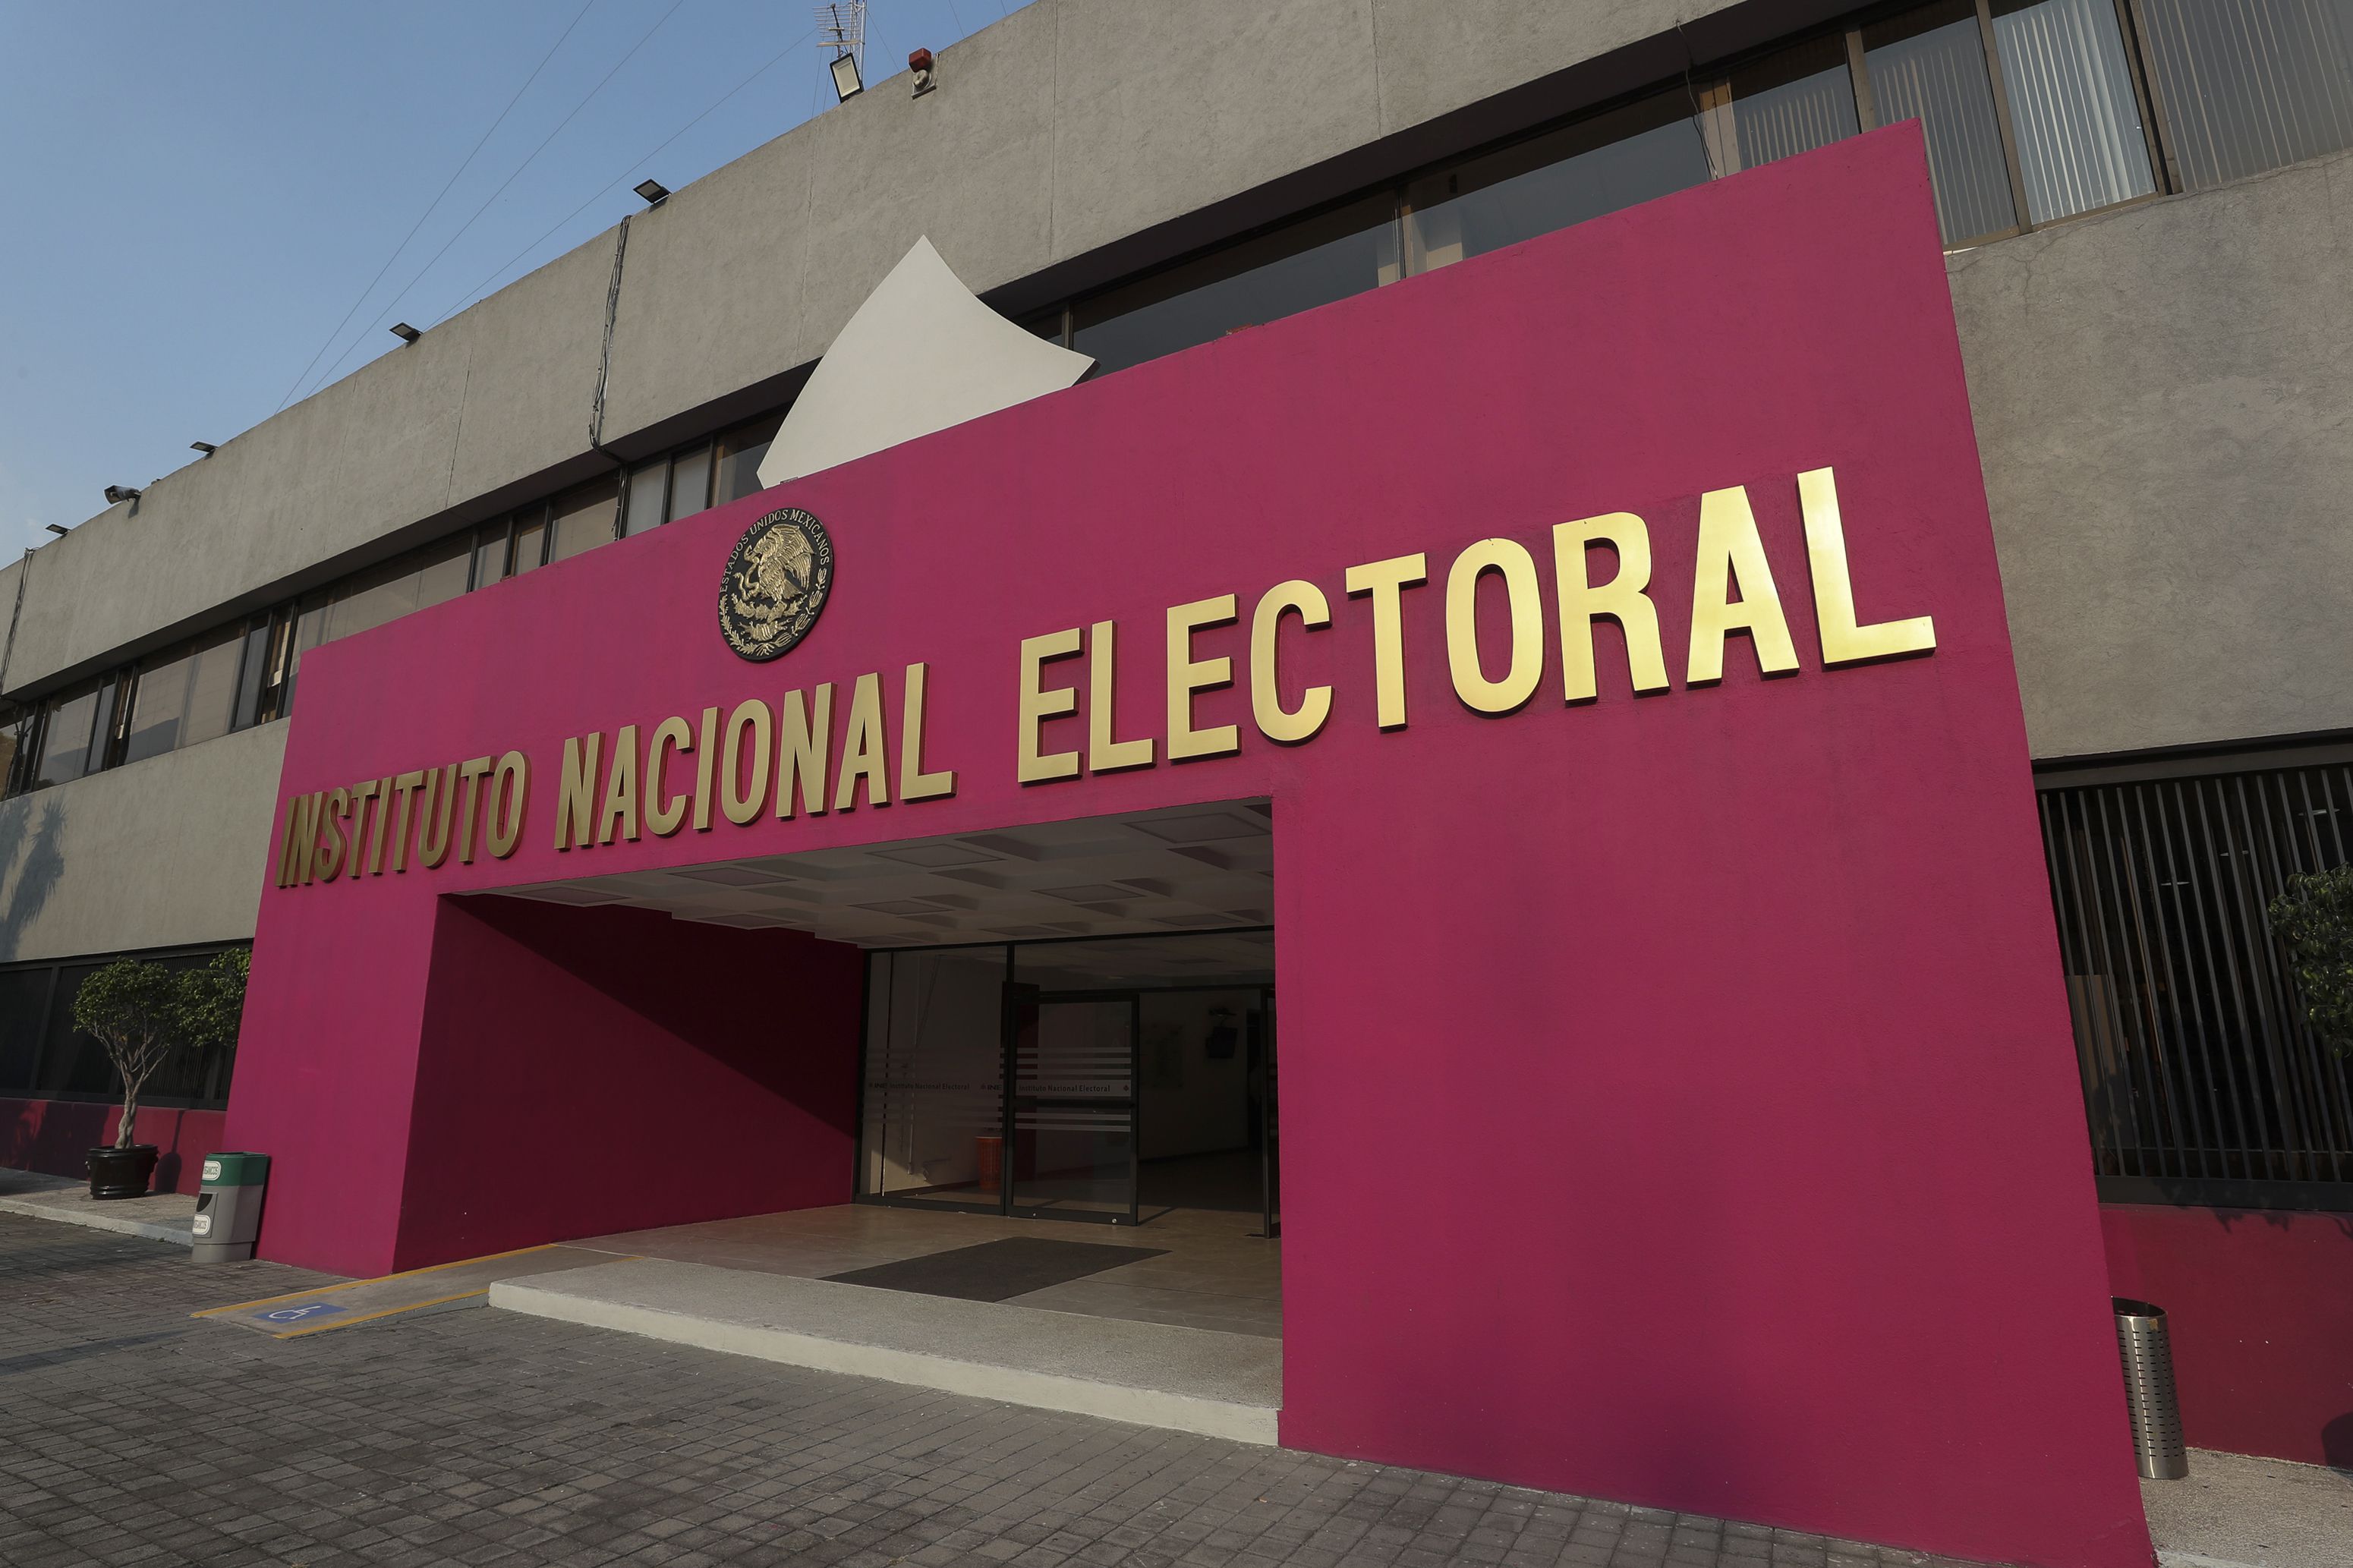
[191,1151,270,1264]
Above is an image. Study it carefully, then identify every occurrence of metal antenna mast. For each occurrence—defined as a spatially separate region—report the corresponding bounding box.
[815,2,866,77]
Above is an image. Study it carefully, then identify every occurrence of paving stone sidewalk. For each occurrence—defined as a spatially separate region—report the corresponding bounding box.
[0,1214,1973,1568]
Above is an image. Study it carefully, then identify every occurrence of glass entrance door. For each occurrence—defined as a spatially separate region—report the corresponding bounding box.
[1007,990,1139,1224]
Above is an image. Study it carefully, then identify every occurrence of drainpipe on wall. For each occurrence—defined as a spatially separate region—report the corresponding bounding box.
[586,216,633,499]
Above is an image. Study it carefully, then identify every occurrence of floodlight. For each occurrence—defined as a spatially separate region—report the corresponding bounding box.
[43,524,68,536]
[830,51,863,100]
[634,178,670,206]
[389,323,421,344]
[191,442,217,455]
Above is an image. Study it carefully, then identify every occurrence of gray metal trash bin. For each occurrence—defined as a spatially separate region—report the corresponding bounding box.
[2113,1297,2188,1480]
[191,1151,270,1264]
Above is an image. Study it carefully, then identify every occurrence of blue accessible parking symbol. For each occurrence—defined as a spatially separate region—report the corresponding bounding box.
[257,1302,347,1325]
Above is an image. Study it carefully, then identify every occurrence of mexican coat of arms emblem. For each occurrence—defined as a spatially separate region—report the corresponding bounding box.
[719,508,833,661]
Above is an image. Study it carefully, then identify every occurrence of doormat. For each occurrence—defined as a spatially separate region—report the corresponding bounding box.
[824,1237,1167,1302]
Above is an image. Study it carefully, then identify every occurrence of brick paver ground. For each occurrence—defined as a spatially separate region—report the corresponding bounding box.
[0,1214,1973,1568]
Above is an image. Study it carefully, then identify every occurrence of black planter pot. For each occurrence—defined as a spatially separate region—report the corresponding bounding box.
[87,1144,159,1200]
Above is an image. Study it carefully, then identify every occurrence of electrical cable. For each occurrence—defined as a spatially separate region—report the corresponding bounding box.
[428,27,818,327]
[301,0,691,399]
[272,0,598,414]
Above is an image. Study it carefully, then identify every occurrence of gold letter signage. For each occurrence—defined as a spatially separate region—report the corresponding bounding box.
[272,466,1933,892]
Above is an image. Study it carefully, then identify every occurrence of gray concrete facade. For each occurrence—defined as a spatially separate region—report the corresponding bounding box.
[0,719,283,962]
[2,0,2348,962]
[1952,144,2353,761]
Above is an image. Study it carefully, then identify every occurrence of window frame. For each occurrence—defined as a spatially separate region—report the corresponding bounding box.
[0,940,250,1112]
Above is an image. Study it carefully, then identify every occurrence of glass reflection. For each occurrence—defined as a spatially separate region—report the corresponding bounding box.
[1405,93,1712,271]
[1866,0,2021,243]
[1073,195,1400,375]
[1992,0,2155,223]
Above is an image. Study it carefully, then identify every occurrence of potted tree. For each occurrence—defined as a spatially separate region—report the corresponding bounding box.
[2270,865,2353,1059]
[74,952,248,1199]
[75,958,186,1198]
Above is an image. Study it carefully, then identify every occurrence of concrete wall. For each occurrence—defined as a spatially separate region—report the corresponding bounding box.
[3,0,1749,699]
[1953,144,2353,761]
[5,0,2352,981]
[0,231,619,694]
[0,719,285,962]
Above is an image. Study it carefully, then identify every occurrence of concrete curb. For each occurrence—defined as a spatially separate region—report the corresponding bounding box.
[490,1275,1280,1445]
[0,1193,195,1247]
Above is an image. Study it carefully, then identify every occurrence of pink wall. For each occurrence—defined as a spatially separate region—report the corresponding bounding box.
[392,896,860,1270]
[2,1098,226,1195]
[228,126,2151,1566]
[2104,1202,2353,1469]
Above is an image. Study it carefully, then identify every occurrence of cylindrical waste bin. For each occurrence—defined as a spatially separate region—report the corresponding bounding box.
[974,1135,1003,1195]
[191,1151,270,1264]
[2113,1298,2188,1480]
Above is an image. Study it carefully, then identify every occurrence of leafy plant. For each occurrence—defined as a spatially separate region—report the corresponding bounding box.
[2268,865,2353,1059]
[72,960,184,1151]
[70,951,250,1151]
[176,949,250,1061]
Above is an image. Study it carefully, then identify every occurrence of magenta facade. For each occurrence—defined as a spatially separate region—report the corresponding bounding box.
[226,129,2153,1566]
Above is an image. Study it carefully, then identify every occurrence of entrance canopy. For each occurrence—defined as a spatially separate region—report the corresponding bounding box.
[471,801,1271,949]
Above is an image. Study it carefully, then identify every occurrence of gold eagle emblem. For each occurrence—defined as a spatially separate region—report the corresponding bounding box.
[718,508,833,661]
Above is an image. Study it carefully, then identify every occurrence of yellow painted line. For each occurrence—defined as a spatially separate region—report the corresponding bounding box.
[191,1243,560,1318]
[269,1289,489,1338]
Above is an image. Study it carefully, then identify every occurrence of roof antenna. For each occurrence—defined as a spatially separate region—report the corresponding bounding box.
[817,2,868,100]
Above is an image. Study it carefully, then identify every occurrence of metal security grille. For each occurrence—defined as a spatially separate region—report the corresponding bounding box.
[2040,757,2353,1207]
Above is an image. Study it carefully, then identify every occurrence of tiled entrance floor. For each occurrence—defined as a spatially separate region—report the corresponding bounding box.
[577,1202,1281,1338]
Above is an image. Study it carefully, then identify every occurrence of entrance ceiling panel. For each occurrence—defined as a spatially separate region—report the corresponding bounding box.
[470,801,1272,948]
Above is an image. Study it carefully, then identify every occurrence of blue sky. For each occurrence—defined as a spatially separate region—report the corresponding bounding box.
[0,1,1022,553]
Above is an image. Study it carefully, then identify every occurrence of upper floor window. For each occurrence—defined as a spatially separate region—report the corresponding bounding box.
[624,415,780,536]
[2136,0,2353,190]
[1406,90,1712,271]
[1071,193,1402,375]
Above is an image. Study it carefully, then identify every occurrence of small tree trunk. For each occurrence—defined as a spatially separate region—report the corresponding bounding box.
[115,1078,142,1151]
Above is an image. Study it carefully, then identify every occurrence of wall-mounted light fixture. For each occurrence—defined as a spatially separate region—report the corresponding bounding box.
[909,48,936,97]
[830,51,864,101]
[43,524,68,537]
[633,178,670,206]
[102,485,143,505]
[190,442,217,456]
[389,323,421,344]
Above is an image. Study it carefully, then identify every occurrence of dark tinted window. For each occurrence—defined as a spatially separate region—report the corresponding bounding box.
[1404,92,1712,270]
[0,968,52,1091]
[1073,194,1400,375]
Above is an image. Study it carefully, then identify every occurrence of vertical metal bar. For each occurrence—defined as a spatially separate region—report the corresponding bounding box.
[2209,773,2298,1181]
[1973,0,2038,229]
[2043,792,2126,1173]
[2125,784,2213,1176]
[1129,992,1142,1228]
[851,950,874,1199]
[2168,779,2263,1178]
[2279,770,2349,1182]
[2089,786,2155,1167]
[1000,943,1016,1218]
[2084,789,2161,1176]
[2250,770,2327,1182]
